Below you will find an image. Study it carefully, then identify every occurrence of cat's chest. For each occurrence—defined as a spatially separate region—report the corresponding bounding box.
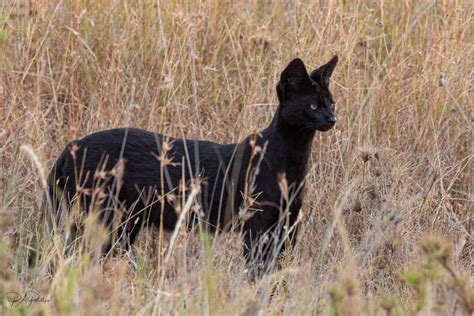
[279,150,310,185]
[257,153,309,197]
[250,134,311,201]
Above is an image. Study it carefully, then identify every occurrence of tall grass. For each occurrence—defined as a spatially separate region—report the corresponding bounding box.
[0,0,472,314]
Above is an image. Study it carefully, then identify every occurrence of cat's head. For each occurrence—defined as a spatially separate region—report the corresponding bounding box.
[276,56,338,132]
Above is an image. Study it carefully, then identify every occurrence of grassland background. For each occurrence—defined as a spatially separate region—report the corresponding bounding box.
[0,0,472,315]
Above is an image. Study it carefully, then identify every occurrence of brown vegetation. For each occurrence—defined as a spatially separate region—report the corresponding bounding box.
[0,0,472,314]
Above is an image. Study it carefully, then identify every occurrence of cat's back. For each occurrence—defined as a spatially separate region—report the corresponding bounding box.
[73,127,163,152]
[55,127,239,183]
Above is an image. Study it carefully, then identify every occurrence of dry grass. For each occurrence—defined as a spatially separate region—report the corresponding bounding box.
[0,0,472,315]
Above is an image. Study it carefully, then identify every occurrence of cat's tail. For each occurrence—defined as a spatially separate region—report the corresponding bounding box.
[43,147,69,234]
[29,147,70,267]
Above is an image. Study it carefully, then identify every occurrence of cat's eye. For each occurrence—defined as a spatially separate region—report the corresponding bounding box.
[310,104,318,110]
[330,103,336,111]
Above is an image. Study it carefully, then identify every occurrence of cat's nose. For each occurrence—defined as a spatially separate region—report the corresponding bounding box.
[327,116,337,124]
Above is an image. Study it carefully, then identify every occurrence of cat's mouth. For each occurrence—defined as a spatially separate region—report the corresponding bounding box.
[318,121,336,131]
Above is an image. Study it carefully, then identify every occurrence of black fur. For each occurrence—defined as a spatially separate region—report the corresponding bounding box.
[47,56,339,276]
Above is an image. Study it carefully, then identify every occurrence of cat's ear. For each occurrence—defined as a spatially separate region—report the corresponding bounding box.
[280,58,309,87]
[277,58,311,101]
[310,55,338,88]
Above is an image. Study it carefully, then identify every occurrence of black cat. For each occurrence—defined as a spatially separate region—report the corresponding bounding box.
[47,56,338,276]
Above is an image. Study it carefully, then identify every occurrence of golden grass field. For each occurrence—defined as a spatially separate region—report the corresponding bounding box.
[0,0,472,314]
